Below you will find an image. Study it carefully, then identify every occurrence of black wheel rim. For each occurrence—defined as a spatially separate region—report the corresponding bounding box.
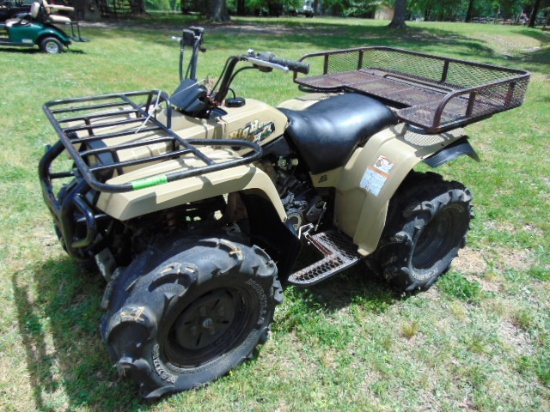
[174,289,237,350]
[163,287,257,368]
[412,205,466,270]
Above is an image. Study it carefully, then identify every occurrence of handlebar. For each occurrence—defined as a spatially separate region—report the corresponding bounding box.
[245,51,310,75]
[174,26,206,82]
[211,50,310,105]
[171,26,312,114]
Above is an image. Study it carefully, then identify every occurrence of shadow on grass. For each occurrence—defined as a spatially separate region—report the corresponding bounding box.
[517,27,550,45]
[12,258,145,410]
[0,46,39,54]
[12,249,402,408]
[12,271,58,412]
[83,19,493,57]
[293,264,397,312]
[0,46,86,54]
[518,42,550,71]
[79,16,550,87]
[272,256,408,352]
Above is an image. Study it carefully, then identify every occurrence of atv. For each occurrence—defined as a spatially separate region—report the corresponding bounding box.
[38,27,530,398]
[0,0,87,53]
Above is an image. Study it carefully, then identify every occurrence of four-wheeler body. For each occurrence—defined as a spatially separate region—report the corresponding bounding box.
[38,27,530,398]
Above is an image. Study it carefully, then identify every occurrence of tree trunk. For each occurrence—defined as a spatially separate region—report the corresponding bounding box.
[236,0,245,15]
[424,4,431,21]
[389,0,407,28]
[207,0,230,22]
[134,0,145,14]
[465,0,475,22]
[528,0,541,28]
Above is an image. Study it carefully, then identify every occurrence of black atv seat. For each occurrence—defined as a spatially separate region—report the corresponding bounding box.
[280,93,397,174]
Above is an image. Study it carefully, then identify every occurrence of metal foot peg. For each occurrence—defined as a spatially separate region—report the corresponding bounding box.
[288,230,360,286]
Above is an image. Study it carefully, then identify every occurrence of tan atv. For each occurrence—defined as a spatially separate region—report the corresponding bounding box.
[39,27,529,398]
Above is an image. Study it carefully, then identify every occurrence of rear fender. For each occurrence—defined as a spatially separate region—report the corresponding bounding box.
[423,136,479,167]
[311,124,470,256]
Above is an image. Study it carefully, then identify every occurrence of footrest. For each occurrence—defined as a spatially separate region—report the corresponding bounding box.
[288,230,360,286]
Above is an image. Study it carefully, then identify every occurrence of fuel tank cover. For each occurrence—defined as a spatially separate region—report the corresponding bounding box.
[226,97,246,108]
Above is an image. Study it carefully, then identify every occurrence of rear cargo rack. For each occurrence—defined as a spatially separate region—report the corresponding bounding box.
[43,90,262,193]
[294,47,530,133]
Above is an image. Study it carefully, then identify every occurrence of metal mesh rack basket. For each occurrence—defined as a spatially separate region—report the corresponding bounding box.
[294,47,530,133]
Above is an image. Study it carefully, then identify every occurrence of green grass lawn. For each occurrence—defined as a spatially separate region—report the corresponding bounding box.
[0,16,548,411]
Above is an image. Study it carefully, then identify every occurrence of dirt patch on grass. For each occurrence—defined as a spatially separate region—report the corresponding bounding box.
[454,247,489,274]
[479,33,544,55]
[500,248,534,270]
[456,245,534,273]
[80,20,331,37]
[454,245,537,294]
[499,320,534,356]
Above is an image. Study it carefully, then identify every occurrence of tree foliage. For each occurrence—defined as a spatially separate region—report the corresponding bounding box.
[159,0,550,25]
[226,0,303,15]
[405,0,548,21]
[323,0,549,22]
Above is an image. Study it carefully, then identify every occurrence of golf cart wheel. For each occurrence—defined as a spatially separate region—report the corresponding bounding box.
[375,172,473,293]
[101,235,282,399]
[40,37,64,54]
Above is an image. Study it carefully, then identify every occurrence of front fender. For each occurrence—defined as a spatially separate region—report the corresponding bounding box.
[33,24,71,45]
[97,157,285,222]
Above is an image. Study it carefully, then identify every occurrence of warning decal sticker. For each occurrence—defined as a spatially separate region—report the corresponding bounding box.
[373,155,395,174]
[360,156,396,196]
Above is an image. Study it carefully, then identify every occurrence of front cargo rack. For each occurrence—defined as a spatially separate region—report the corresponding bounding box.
[42,90,262,193]
[294,47,530,133]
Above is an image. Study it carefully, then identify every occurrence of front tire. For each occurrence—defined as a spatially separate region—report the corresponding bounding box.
[375,172,473,292]
[40,37,64,54]
[101,235,282,399]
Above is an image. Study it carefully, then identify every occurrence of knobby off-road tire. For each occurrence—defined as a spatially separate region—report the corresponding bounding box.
[375,172,473,293]
[100,235,282,399]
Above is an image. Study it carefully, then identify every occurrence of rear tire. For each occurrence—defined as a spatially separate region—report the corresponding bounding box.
[374,172,473,292]
[101,235,281,399]
[40,37,64,54]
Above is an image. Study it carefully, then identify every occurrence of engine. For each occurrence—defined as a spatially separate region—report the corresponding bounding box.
[261,155,328,232]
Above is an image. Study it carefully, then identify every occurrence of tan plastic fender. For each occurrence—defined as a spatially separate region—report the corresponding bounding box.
[96,98,291,221]
[312,124,467,256]
[97,148,286,222]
